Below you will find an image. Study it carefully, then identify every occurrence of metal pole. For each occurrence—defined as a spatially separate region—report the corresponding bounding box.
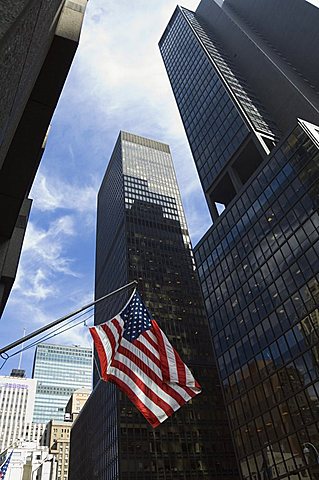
[0,280,137,356]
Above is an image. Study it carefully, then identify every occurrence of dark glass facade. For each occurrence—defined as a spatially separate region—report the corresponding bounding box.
[159,7,280,220]
[195,121,319,480]
[160,3,319,480]
[69,132,239,480]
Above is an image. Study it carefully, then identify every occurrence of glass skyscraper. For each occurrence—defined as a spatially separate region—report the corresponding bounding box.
[32,343,92,423]
[69,132,238,480]
[160,2,319,480]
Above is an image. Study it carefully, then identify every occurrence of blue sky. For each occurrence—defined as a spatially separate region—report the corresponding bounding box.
[1,0,213,377]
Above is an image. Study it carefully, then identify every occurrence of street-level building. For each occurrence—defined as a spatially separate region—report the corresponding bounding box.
[0,373,36,453]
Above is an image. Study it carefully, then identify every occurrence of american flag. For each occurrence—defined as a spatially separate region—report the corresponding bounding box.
[90,291,201,427]
[0,451,13,479]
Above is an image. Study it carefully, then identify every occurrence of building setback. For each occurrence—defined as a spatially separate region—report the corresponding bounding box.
[159,2,319,480]
[0,0,87,316]
[69,132,239,480]
[32,344,92,424]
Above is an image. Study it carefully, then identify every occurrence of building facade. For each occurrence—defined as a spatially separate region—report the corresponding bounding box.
[160,2,319,480]
[69,132,238,480]
[65,388,90,422]
[0,373,37,452]
[3,441,56,480]
[0,0,87,316]
[32,344,92,424]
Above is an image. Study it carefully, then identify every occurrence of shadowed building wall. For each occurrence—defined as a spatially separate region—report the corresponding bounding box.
[69,132,239,480]
[0,0,87,315]
[159,2,319,479]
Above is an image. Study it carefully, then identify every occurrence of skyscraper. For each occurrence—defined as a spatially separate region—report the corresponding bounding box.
[69,132,238,480]
[32,344,92,423]
[160,2,319,480]
[0,0,87,316]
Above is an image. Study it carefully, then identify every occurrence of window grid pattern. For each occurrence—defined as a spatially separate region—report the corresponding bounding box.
[182,8,280,142]
[76,131,240,480]
[160,8,249,193]
[194,125,319,480]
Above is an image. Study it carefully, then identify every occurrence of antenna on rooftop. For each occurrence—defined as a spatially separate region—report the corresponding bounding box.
[17,328,26,370]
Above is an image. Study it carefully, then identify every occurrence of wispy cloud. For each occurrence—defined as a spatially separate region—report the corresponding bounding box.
[13,216,79,302]
[31,172,98,215]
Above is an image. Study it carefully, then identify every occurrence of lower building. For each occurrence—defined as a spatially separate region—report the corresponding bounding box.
[0,372,37,452]
[41,389,90,480]
[32,344,92,424]
[3,441,56,480]
[194,119,319,480]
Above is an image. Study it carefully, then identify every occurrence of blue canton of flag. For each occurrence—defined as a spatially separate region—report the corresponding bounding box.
[0,451,13,479]
[121,292,152,341]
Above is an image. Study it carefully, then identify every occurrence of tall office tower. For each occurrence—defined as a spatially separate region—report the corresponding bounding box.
[32,344,92,423]
[160,2,319,480]
[69,132,238,480]
[0,0,87,316]
[0,373,37,452]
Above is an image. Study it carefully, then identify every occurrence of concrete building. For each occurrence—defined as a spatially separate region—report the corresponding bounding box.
[2,441,56,480]
[0,372,37,452]
[43,421,71,480]
[32,344,92,424]
[65,388,90,422]
[0,0,87,316]
[40,389,90,480]
[160,2,319,480]
[69,132,238,480]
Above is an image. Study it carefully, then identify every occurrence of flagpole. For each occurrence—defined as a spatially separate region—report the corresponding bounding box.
[0,280,137,356]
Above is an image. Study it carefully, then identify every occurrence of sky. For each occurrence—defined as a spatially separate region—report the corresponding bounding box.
[0,0,214,377]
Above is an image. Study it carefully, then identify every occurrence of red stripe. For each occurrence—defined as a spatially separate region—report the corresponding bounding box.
[173,348,187,385]
[111,318,122,338]
[89,327,108,381]
[108,374,161,428]
[151,320,170,382]
[116,346,188,406]
[101,322,117,359]
[112,359,175,418]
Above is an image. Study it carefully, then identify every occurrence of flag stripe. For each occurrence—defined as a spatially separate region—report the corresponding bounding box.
[108,374,161,428]
[137,332,160,360]
[108,367,169,421]
[118,343,163,380]
[114,348,192,405]
[95,325,113,365]
[89,327,108,380]
[151,320,170,382]
[111,360,176,418]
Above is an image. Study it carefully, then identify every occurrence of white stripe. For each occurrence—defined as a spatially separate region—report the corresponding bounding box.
[158,329,198,388]
[185,364,196,388]
[95,316,123,368]
[119,337,163,380]
[108,366,168,423]
[95,326,113,365]
[138,333,160,360]
[161,330,179,383]
[113,353,183,411]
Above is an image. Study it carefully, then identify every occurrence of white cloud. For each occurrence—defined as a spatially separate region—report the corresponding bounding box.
[14,216,79,302]
[31,173,98,215]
